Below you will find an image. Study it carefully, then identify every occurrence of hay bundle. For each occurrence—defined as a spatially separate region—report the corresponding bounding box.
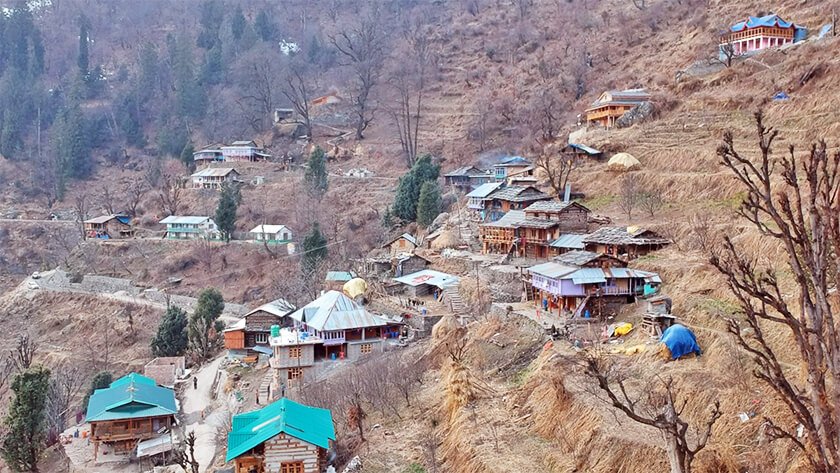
[431,229,460,250]
[443,356,475,417]
[432,314,461,340]
[608,152,642,171]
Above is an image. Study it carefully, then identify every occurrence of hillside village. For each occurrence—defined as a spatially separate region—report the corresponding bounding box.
[2,1,840,473]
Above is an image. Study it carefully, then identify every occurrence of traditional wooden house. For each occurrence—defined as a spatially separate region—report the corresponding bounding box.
[226,397,335,473]
[585,89,651,128]
[159,216,218,240]
[484,185,552,222]
[384,233,418,256]
[250,225,293,244]
[720,14,806,57]
[270,291,399,386]
[526,262,661,317]
[583,226,670,260]
[553,250,626,268]
[84,214,134,239]
[466,182,504,217]
[394,253,432,277]
[479,201,591,257]
[443,165,493,191]
[224,299,296,357]
[493,156,532,182]
[85,373,177,461]
[191,167,240,189]
[221,140,272,162]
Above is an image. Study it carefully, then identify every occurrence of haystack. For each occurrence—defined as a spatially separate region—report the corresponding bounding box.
[431,229,460,250]
[608,152,642,171]
[432,314,461,340]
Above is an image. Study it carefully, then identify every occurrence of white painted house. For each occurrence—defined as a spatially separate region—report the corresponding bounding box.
[159,216,218,240]
[249,225,293,244]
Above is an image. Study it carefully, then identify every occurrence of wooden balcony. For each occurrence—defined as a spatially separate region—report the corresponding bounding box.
[720,26,793,44]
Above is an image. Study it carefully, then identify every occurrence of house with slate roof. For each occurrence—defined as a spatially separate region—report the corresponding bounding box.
[443,165,493,191]
[583,226,670,261]
[720,14,807,57]
[585,88,651,128]
[226,397,335,473]
[483,185,552,222]
[224,298,297,357]
[85,373,177,460]
[83,214,134,239]
[479,201,591,257]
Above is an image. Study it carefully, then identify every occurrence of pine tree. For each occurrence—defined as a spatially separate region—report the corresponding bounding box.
[304,146,328,198]
[231,6,246,41]
[254,10,276,42]
[82,372,112,409]
[392,154,440,222]
[77,16,90,77]
[301,222,328,276]
[1,366,50,473]
[180,142,196,172]
[214,183,239,242]
[117,93,145,148]
[151,306,188,357]
[189,288,225,360]
[55,101,92,179]
[200,45,223,86]
[416,180,442,227]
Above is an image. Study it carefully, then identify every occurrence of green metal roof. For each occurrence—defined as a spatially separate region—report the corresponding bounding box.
[85,373,177,423]
[226,398,335,462]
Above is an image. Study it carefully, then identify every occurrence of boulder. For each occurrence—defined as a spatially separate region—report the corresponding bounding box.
[616,101,655,128]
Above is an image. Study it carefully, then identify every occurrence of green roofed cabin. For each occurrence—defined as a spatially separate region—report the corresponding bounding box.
[226,397,335,473]
[85,373,177,461]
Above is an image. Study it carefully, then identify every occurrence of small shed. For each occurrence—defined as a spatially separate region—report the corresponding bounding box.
[143,357,186,388]
[394,269,460,297]
[564,143,604,160]
[249,224,293,244]
[325,271,355,291]
[384,233,418,256]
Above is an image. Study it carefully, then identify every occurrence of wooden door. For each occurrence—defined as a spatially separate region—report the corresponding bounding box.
[280,462,305,473]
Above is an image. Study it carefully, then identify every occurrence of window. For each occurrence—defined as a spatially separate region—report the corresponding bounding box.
[280,462,305,473]
[360,343,373,355]
[289,346,301,358]
[254,333,268,344]
[288,367,303,380]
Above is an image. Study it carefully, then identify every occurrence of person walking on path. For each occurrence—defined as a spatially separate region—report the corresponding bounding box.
[193,376,198,389]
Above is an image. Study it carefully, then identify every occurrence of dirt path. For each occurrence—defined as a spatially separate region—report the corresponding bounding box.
[181,355,228,472]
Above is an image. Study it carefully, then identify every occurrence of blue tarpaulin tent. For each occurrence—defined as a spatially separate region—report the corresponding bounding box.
[660,324,702,359]
[773,91,790,101]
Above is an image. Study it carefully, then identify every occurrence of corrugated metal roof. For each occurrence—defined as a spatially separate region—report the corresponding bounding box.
[569,268,607,284]
[550,234,587,249]
[288,291,387,331]
[325,271,355,282]
[393,269,460,288]
[245,298,295,319]
[86,373,177,423]
[495,156,532,167]
[226,398,335,461]
[587,88,650,109]
[159,216,212,225]
[191,167,238,177]
[568,143,602,155]
[444,165,488,177]
[527,262,578,279]
[84,214,130,224]
[466,182,503,198]
[228,140,257,147]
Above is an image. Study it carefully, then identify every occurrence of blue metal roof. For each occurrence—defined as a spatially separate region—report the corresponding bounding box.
[527,262,578,279]
[86,373,177,423]
[495,156,531,166]
[569,268,607,285]
[568,143,601,155]
[731,14,795,32]
[550,234,587,249]
[226,398,335,461]
[466,182,503,198]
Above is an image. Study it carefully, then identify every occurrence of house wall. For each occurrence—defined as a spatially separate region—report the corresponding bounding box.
[560,279,586,296]
[105,220,132,238]
[346,339,383,360]
[247,311,284,332]
[263,433,322,473]
[273,344,315,369]
[400,257,428,276]
[389,238,415,256]
[224,330,245,349]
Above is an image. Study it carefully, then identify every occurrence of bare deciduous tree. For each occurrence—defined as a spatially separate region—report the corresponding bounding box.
[710,112,840,472]
[10,333,37,372]
[281,62,315,141]
[618,174,639,219]
[174,431,200,473]
[45,363,84,442]
[580,354,721,473]
[74,192,89,240]
[329,6,387,140]
[97,185,116,216]
[157,173,184,217]
[639,187,665,217]
[536,146,579,199]
[389,19,436,167]
[126,180,147,218]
